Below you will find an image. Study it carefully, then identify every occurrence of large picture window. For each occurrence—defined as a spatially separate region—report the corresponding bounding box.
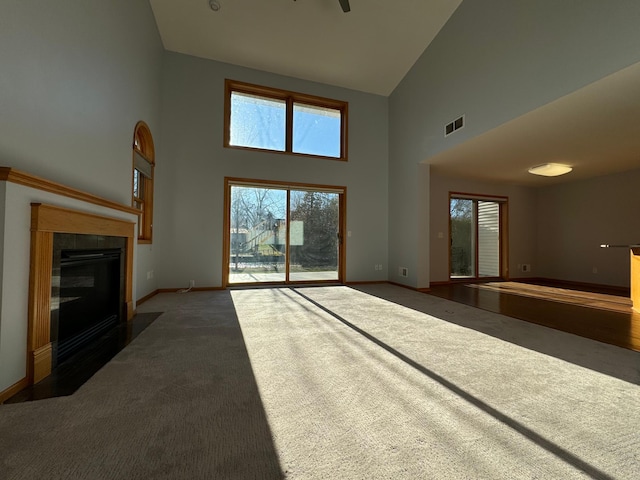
[224,79,348,161]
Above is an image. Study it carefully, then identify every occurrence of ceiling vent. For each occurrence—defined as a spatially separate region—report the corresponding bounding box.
[445,115,465,137]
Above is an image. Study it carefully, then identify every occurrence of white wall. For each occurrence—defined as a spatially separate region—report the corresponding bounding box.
[429,168,640,289]
[0,0,163,393]
[0,183,138,395]
[155,53,389,288]
[0,0,163,301]
[389,0,640,288]
[2,0,638,394]
[536,169,640,288]
[0,182,5,355]
[0,0,163,201]
[429,172,538,283]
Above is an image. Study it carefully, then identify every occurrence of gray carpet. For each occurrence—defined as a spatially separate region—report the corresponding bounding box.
[1,284,639,479]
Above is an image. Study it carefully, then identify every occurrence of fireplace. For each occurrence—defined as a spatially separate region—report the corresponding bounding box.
[51,238,126,366]
[28,203,135,385]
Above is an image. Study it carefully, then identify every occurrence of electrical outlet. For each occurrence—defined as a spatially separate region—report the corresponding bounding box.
[399,267,408,277]
[592,267,598,274]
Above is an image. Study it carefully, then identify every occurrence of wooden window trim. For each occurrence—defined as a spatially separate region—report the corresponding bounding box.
[132,121,155,243]
[224,79,349,161]
[448,191,509,281]
[222,177,347,288]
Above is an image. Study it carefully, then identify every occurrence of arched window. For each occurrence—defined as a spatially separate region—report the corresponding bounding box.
[132,121,155,242]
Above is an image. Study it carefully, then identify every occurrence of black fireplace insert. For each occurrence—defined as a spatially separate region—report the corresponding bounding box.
[55,248,123,363]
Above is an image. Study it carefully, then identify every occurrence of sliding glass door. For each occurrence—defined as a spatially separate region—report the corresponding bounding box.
[477,200,500,277]
[290,190,340,281]
[450,198,474,277]
[450,194,506,280]
[226,180,344,285]
[229,185,287,283]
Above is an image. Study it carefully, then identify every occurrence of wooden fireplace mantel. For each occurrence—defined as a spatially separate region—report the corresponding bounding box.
[28,203,135,384]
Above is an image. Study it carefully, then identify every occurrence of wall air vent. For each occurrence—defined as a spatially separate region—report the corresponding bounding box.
[445,115,465,137]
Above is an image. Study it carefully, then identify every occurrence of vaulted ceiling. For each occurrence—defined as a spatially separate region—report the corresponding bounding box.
[426,61,640,186]
[149,0,640,186]
[149,0,462,96]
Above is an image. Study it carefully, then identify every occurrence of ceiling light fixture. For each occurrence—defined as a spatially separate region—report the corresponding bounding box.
[528,163,573,177]
[209,0,220,12]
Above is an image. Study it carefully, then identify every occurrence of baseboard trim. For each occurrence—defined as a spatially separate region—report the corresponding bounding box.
[519,277,630,296]
[507,276,544,283]
[0,377,29,404]
[430,277,504,286]
[386,281,430,293]
[431,276,630,297]
[137,289,159,306]
[157,286,225,294]
[137,287,225,303]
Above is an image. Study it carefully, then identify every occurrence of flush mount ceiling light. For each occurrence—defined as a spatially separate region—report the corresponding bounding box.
[209,0,220,11]
[528,163,573,177]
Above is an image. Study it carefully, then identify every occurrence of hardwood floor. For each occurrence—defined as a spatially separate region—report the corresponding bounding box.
[427,281,640,352]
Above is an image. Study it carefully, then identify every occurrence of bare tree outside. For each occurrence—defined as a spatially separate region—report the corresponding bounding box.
[229,186,340,283]
[230,186,286,277]
[450,198,474,277]
[290,191,339,271]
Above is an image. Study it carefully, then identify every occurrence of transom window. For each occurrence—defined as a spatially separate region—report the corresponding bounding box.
[132,121,155,243]
[224,79,348,161]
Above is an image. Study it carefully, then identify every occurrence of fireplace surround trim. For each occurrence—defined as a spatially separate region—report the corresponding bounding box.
[28,203,135,384]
